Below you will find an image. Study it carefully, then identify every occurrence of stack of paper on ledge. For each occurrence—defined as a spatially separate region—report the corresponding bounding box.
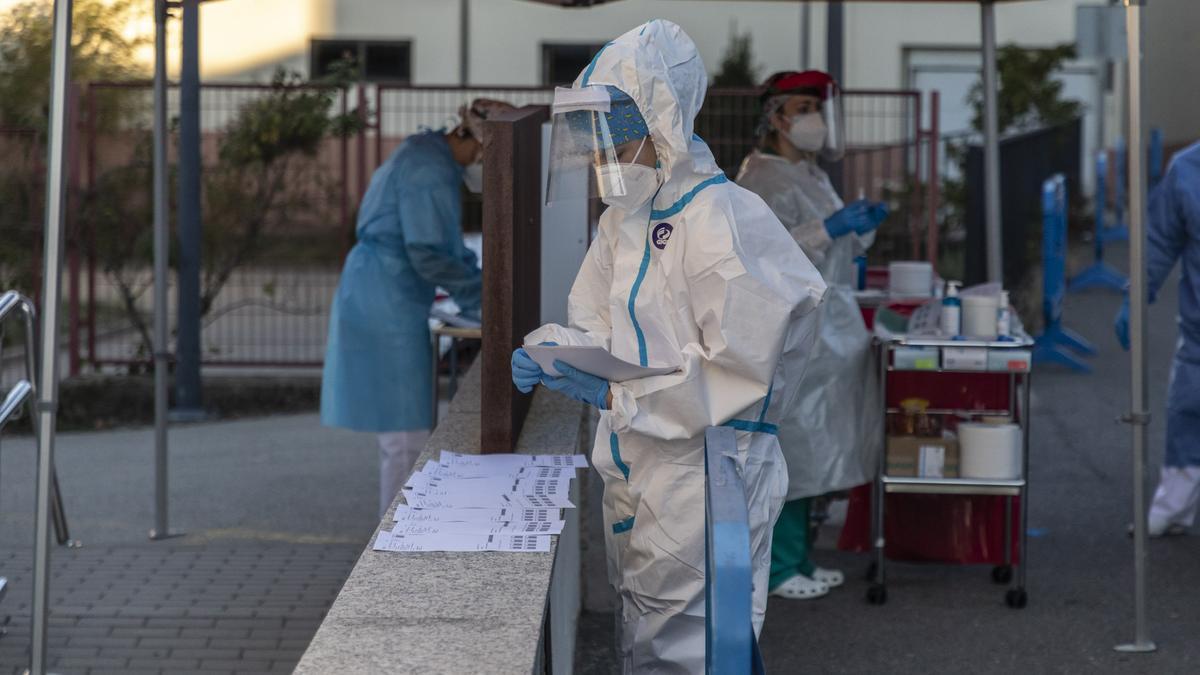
[372,450,588,553]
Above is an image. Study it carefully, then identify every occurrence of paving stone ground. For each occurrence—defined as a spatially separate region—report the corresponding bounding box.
[0,412,381,674]
[1,543,360,674]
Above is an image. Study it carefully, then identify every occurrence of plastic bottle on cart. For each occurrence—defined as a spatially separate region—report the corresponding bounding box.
[996,289,1012,339]
[940,281,962,337]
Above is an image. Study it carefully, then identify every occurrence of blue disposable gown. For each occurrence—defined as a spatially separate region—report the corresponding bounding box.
[321,131,481,432]
[1149,141,1200,467]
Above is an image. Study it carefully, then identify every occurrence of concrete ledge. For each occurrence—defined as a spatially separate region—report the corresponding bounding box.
[297,364,588,674]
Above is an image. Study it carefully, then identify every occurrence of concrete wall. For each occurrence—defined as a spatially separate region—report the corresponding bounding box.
[846,0,1080,90]
[1143,0,1200,147]
[198,0,1081,90]
[197,0,323,81]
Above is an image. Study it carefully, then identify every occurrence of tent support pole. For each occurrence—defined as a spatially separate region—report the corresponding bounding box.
[980,0,1003,284]
[31,0,74,672]
[1115,0,1155,654]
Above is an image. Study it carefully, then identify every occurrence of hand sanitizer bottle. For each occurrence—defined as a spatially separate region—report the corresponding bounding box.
[940,281,961,337]
[996,289,1012,339]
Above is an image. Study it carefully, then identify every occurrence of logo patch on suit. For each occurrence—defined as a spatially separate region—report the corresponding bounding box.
[652,223,674,250]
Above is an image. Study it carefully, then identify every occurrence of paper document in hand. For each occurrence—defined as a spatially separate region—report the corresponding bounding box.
[523,344,679,382]
[390,520,565,536]
[439,451,588,469]
[392,506,562,523]
[374,530,551,553]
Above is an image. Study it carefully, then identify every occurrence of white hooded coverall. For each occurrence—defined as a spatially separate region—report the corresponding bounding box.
[527,21,826,673]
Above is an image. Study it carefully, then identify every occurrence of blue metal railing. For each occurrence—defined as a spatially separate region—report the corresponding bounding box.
[704,426,765,674]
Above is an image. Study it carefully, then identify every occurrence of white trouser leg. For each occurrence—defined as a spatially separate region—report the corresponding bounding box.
[1148,466,1200,532]
[378,430,430,518]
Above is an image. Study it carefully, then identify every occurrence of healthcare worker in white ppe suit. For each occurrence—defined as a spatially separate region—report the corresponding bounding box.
[737,71,888,601]
[510,21,826,672]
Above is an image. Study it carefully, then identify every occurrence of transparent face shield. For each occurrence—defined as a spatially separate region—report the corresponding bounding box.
[545,86,649,204]
[821,83,846,162]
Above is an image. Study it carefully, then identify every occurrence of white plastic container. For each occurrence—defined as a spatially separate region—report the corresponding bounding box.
[996,290,1012,337]
[888,261,934,297]
[958,422,1022,480]
[962,294,1001,339]
[940,281,961,337]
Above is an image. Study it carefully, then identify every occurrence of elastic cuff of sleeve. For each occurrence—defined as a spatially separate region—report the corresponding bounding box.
[606,383,637,433]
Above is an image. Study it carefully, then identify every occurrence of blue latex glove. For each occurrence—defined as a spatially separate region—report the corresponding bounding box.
[511,348,542,393]
[1115,296,1130,351]
[825,200,873,239]
[543,360,609,410]
[864,201,890,234]
[511,342,558,393]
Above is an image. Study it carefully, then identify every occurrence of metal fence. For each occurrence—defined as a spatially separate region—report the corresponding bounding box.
[0,128,45,302]
[4,83,940,373]
[76,82,351,371]
[698,88,941,264]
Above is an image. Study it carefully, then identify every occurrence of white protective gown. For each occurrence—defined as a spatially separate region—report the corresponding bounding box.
[736,150,883,501]
[527,22,826,673]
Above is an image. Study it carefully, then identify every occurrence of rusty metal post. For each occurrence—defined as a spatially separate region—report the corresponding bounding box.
[86,83,97,367]
[927,91,940,264]
[910,92,922,260]
[340,88,351,252]
[374,84,383,173]
[67,83,81,377]
[357,85,368,202]
[480,105,548,452]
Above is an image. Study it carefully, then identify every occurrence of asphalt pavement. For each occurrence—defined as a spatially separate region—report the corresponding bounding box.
[760,244,1200,673]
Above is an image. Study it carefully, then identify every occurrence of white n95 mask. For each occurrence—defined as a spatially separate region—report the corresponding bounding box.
[787,112,828,153]
[462,162,483,193]
[594,136,659,211]
[595,163,658,211]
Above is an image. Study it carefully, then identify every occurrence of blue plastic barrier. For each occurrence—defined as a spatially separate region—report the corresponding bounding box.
[1034,174,1097,372]
[1102,139,1130,243]
[1068,151,1127,293]
[704,426,765,674]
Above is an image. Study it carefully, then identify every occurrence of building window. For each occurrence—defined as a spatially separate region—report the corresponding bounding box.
[311,39,411,83]
[542,43,606,86]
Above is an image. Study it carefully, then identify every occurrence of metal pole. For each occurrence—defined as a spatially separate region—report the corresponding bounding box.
[150,0,172,540]
[927,90,941,262]
[31,1,73,672]
[799,2,811,70]
[825,1,845,189]
[981,0,1004,284]
[174,0,204,419]
[1115,0,1155,654]
[459,0,469,86]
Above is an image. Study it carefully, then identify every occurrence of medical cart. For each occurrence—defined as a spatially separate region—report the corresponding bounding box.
[868,333,1033,609]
